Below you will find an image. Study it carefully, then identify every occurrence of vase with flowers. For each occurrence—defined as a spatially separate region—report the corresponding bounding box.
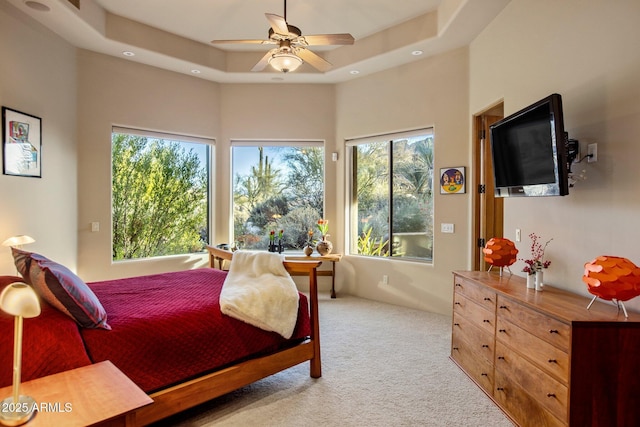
[304,229,315,256]
[315,219,333,256]
[521,233,552,291]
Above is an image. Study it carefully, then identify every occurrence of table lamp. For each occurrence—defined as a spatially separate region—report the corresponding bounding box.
[1,236,35,250]
[0,283,41,426]
[583,255,640,318]
[483,237,518,276]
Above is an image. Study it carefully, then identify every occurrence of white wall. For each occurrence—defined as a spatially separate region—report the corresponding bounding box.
[0,3,77,273]
[470,0,640,312]
[335,47,470,314]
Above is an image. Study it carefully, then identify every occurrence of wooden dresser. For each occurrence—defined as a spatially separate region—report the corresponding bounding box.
[450,271,640,427]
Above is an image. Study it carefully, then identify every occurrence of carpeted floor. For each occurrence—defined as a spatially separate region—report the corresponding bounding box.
[152,295,514,426]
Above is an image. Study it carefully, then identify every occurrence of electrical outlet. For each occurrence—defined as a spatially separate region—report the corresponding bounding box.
[91,222,100,232]
[587,143,597,163]
[516,228,521,242]
[382,275,389,285]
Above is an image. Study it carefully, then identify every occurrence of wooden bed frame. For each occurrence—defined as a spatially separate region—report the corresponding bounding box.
[132,248,322,426]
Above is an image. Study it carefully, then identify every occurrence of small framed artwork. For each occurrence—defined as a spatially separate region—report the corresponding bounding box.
[440,166,465,194]
[2,106,42,178]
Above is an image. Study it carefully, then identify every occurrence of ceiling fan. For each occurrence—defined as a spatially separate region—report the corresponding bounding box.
[210,0,354,73]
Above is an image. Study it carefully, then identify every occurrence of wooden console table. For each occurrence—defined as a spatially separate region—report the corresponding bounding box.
[206,246,343,298]
[0,361,152,426]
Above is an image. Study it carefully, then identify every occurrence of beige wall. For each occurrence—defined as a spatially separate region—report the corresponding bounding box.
[0,3,77,273]
[76,51,337,282]
[76,50,221,281]
[216,84,336,247]
[470,0,640,312]
[5,0,640,315]
[335,47,470,314]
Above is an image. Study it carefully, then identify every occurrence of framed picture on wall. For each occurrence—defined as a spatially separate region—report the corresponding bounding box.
[440,166,465,194]
[2,106,42,178]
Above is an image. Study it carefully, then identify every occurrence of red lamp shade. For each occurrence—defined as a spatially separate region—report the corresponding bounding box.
[483,238,518,267]
[582,256,640,302]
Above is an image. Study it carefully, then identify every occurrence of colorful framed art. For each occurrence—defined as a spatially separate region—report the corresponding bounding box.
[2,106,42,178]
[440,166,465,194]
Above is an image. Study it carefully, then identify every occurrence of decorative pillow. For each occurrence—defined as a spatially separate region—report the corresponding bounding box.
[12,248,111,330]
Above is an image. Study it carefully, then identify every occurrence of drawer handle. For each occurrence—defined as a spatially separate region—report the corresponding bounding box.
[498,329,506,333]
[482,345,489,348]
[499,305,508,309]
[455,283,462,287]
[548,359,557,364]
[483,297,491,301]
[497,356,505,360]
[454,323,460,326]
[454,302,461,305]
[481,373,488,377]
[549,329,559,334]
[483,319,491,323]
[496,387,505,391]
[547,393,556,398]
[452,347,459,351]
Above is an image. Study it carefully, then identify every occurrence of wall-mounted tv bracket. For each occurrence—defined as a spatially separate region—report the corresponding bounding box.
[566,135,579,172]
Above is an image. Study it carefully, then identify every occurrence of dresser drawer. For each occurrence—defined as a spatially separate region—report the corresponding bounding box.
[454,292,495,335]
[451,333,494,394]
[496,317,569,383]
[452,312,494,365]
[495,342,568,423]
[494,369,566,427]
[497,295,570,352]
[454,276,496,312]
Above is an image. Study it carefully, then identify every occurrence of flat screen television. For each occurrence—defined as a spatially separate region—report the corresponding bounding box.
[490,93,568,197]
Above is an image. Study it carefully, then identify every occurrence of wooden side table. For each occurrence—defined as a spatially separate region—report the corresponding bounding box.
[284,254,343,298]
[0,361,152,427]
[206,246,343,298]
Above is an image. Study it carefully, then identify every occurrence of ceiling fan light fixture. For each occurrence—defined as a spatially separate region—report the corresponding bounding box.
[268,52,303,73]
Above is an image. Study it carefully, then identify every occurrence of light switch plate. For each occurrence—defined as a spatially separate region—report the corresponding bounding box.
[441,223,454,233]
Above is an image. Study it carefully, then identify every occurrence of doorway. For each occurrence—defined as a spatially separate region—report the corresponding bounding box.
[472,102,504,271]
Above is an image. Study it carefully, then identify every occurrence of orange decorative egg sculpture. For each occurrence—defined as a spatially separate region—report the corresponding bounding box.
[582,255,640,302]
[483,238,518,267]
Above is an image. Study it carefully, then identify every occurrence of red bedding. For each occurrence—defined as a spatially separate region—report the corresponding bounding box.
[0,276,92,387]
[81,268,311,393]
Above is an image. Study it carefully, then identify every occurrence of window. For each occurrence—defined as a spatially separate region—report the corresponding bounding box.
[349,130,434,260]
[232,141,324,251]
[111,128,211,260]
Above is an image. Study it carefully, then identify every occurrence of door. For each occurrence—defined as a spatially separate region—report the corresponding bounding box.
[473,106,504,271]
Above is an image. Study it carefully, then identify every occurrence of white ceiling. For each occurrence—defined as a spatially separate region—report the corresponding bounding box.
[8,0,510,83]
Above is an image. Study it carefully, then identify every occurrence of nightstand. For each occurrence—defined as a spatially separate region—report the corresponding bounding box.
[0,361,152,427]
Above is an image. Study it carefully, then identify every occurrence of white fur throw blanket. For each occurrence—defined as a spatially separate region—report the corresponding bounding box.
[220,250,300,339]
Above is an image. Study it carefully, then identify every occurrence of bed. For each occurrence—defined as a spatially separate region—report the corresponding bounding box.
[0,248,321,426]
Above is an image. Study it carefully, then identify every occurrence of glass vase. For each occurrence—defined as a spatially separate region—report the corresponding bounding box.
[535,270,544,291]
[526,274,535,289]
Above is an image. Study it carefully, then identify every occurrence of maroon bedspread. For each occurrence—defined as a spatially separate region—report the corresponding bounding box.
[81,268,311,393]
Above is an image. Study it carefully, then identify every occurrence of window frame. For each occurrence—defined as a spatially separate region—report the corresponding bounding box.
[230,139,325,252]
[347,128,434,262]
[110,126,214,261]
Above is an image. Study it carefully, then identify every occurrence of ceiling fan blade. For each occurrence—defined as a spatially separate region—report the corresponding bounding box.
[265,13,289,36]
[211,39,272,45]
[251,49,276,72]
[300,34,355,46]
[296,48,332,73]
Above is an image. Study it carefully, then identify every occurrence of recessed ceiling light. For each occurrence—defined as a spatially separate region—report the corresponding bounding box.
[411,50,424,56]
[122,51,135,57]
[349,70,360,75]
[25,1,50,12]
[190,69,201,74]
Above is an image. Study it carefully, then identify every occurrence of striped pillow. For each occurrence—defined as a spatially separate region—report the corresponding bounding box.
[12,248,110,330]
